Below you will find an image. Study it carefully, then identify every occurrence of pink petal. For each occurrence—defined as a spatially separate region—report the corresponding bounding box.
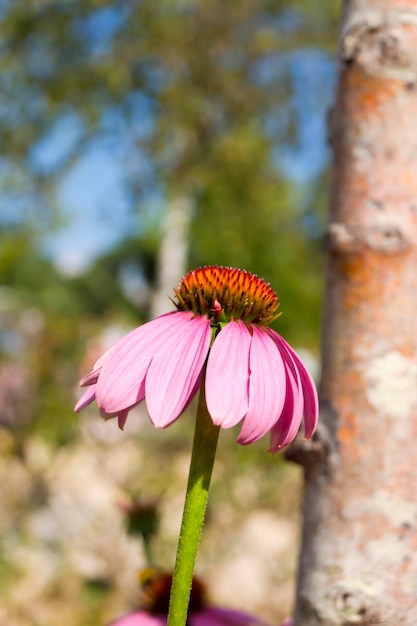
[237,326,286,445]
[117,409,130,430]
[279,336,319,438]
[268,336,304,451]
[205,321,251,428]
[79,345,116,387]
[96,311,193,414]
[145,315,211,427]
[80,369,100,388]
[74,385,97,412]
[99,406,132,430]
[108,610,165,626]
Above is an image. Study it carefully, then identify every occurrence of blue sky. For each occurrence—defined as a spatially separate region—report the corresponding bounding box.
[43,149,135,275]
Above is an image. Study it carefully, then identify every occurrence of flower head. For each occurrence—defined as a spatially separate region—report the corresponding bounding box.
[108,569,269,626]
[107,608,269,626]
[75,266,318,451]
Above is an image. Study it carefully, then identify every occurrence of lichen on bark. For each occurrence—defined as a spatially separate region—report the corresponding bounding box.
[292,1,417,624]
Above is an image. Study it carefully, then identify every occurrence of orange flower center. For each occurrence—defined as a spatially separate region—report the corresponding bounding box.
[140,569,206,615]
[173,266,279,325]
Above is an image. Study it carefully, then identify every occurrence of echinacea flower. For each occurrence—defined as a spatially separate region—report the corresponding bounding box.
[75,266,318,451]
[108,570,270,626]
[108,608,269,626]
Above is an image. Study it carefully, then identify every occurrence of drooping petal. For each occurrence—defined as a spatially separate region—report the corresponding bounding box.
[117,409,129,430]
[79,369,100,388]
[99,406,132,430]
[205,320,251,428]
[74,385,97,412]
[278,335,319,438]
[96,311,194,414]
[108,610,165,626]
[268,335,304,451]
[145,315,211,427]
[237,326,286,445]
[79,345,116,387]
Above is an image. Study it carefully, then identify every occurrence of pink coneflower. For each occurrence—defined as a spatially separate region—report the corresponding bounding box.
[75,266,318,451]
[108,608,269,626]
[108,570,270,626]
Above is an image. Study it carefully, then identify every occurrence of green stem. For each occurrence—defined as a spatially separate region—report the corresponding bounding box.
[167,373,220,626]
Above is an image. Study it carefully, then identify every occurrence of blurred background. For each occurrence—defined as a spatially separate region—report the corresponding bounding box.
[0,1,338,624]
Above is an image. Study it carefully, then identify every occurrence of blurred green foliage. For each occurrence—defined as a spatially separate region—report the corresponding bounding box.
[1,0,337,343]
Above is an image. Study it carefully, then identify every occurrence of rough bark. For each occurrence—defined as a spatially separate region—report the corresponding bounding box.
[292,2,417,624]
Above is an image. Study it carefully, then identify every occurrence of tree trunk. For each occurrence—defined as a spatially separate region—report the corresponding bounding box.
[293,2,417,624]
[151,197,193,318]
